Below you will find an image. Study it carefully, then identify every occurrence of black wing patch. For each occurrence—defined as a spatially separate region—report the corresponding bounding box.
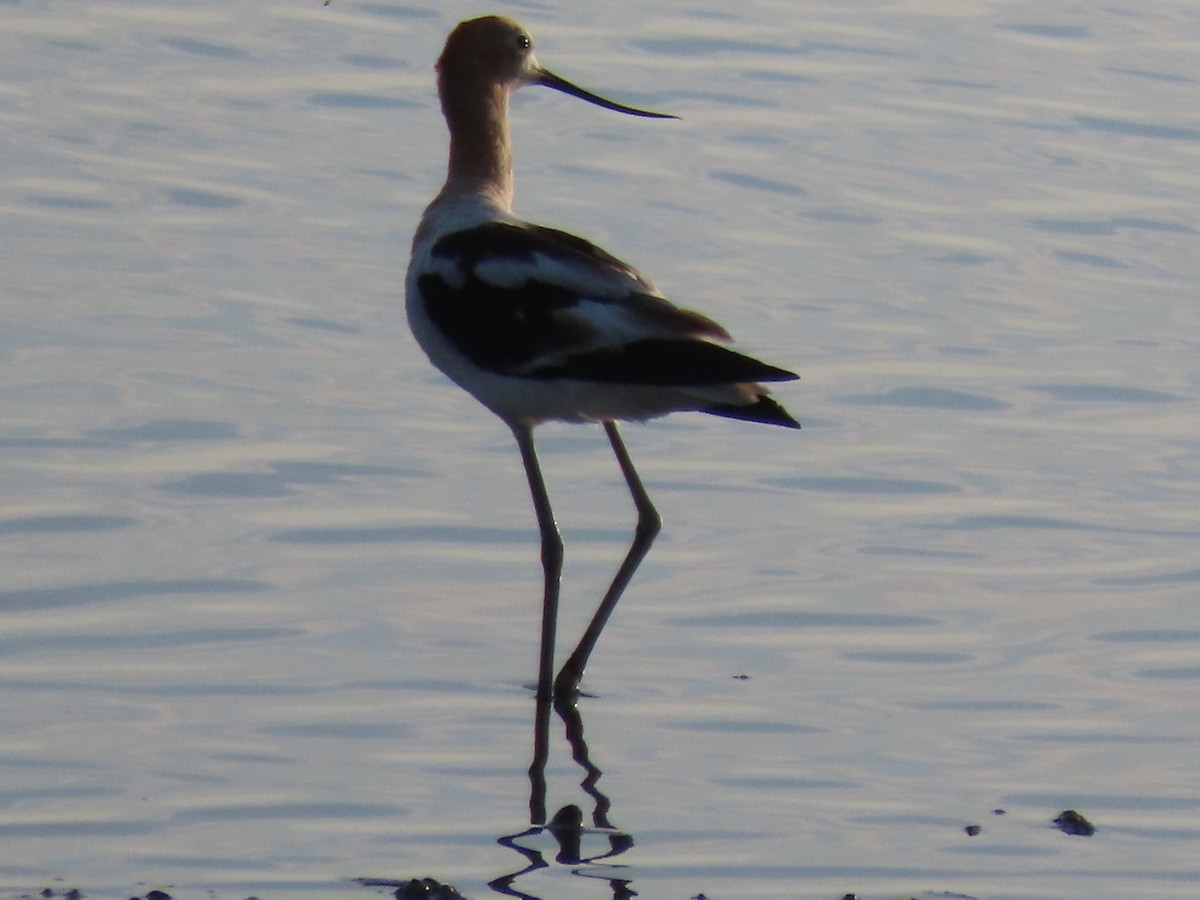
[526,339,799,386]
[422,222,790,385]
[418,271,589,373]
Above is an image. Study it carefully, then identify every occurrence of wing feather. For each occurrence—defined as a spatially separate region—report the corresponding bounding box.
[421,221,745,376]
[525,339,799,385]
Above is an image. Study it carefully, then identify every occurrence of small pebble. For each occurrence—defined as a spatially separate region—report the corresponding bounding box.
[1053,809,1096,836]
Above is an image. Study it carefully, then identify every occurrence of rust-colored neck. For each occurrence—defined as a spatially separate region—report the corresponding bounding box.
[439,78,514,208]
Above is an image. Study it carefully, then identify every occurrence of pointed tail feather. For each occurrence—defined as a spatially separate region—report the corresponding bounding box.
[702,395,800,429]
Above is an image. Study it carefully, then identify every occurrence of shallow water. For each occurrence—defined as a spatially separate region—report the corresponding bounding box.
[2,1,1199,899]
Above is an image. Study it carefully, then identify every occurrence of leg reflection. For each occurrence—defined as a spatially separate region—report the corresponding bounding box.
[501,682,635,899]
[528,685,550,825]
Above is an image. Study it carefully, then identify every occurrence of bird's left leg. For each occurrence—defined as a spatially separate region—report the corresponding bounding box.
[555,421,661,707]
[511,423,564,704]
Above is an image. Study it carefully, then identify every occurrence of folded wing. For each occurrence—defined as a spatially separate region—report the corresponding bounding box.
[419,221,795,387]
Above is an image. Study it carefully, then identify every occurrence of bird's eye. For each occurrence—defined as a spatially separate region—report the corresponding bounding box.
[515,32,531,50]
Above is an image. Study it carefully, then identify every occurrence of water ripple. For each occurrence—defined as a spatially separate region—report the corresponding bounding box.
[839,386,1010,411]
[671,610,939,629]
[766,475,960,495]
[1027,383,1184,403]
[0,578,272,612]
[1075,115,1200,142]
[0,514,138,538]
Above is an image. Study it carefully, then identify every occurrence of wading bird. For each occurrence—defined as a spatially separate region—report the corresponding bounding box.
[406,16,799,705]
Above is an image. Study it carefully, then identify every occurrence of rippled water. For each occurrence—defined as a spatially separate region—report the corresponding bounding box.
[2,2,1198,899]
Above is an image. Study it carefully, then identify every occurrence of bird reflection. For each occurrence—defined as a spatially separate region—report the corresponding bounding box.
[491,685,635,899]
[356,642,636,900]
[359,564,642,900]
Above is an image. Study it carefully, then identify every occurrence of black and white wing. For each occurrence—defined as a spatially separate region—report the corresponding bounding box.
[415,221,797,386]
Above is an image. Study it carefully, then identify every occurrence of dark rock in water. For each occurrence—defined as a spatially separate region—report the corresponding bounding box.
[1053,809,1096,836]
[964,823,982,836]
[394,878,465,900]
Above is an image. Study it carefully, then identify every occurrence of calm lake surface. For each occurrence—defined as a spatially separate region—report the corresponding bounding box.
[2,1,1198,899]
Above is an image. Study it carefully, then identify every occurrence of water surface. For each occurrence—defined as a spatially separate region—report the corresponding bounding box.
[2,1,1198,899]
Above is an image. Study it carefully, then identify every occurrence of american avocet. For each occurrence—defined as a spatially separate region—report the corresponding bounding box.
[407,16,799,705]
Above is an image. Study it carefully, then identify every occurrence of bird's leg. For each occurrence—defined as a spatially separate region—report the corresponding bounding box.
[555,421,661,707]
[512,424,564,705]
